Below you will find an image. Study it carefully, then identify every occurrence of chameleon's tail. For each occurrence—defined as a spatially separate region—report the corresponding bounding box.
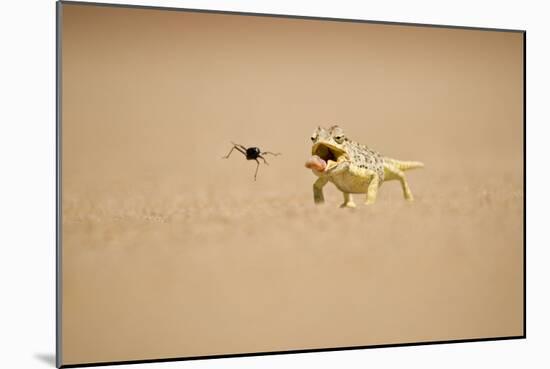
[385,158,425,171]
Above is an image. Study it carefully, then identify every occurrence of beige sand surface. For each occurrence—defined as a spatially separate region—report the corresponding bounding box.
[60,3,524,365]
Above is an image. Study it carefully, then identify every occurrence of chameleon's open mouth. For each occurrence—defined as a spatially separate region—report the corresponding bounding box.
[305,142,348,172]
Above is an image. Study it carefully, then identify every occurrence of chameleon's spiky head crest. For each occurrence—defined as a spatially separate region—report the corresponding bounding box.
[328,125,346,144]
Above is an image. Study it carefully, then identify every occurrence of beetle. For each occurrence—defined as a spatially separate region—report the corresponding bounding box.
[222,142,281,180]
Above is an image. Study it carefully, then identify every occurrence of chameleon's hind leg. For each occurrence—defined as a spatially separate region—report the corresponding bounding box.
[385,166,414,201]
[365,175,380,205]
[340,192,356,208]
[396,172,414,201]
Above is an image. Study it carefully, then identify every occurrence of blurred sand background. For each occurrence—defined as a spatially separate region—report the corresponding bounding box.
[60,3,524,366]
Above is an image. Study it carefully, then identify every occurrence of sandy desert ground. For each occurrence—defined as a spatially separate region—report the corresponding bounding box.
[60,4,524,365]
[61,163,523,364]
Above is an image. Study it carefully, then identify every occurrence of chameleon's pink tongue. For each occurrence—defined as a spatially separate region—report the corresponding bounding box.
[305,155,327,172]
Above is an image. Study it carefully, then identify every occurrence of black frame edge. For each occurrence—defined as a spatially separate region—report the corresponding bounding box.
[60,335,525,368]
[58,0,526,34]
[522,30,527,339]
[56,1,63,368]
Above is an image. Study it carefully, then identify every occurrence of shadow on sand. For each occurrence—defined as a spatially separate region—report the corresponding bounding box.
[34,353,56,367]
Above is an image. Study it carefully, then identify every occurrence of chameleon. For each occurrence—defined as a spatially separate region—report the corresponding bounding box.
[305,125,424,207]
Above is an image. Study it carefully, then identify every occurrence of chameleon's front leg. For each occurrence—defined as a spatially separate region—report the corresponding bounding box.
[365,175,380,205]
[340,193,357,208]
[313,177,329,204]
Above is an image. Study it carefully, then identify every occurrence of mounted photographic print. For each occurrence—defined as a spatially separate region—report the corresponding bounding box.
[56,1,525,367]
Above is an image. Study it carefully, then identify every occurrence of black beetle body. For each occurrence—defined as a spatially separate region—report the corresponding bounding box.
[245,147,261,160]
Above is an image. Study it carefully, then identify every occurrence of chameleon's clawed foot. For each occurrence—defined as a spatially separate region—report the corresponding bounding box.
[339,202,356,209]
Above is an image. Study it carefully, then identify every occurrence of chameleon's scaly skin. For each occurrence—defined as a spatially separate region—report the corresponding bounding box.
[308,126,424,207]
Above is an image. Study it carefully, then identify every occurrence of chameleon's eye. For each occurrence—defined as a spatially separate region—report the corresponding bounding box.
[334,135,344,143]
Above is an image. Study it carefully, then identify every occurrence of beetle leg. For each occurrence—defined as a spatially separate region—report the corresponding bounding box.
[254,159,261,180]
[223,143,246,159]
[261,151,281,157]
[258,155,269,165]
